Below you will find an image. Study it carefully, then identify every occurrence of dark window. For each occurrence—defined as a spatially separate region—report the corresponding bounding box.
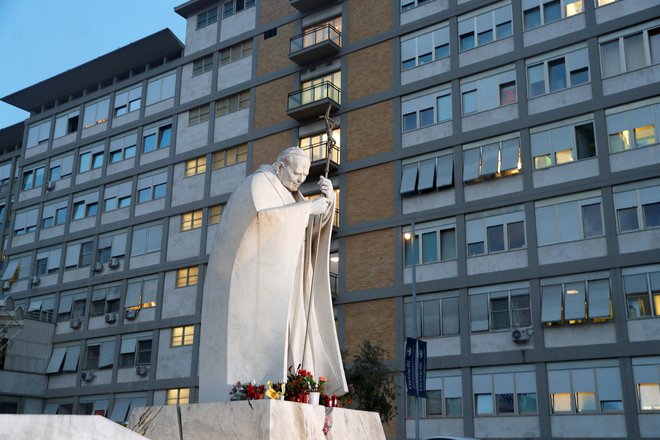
[84,345,100,370]
[79,242,94,267]
[643,202,660,228]
[507,221,526,249]
[548,58,567,92]
[264,28,277,39]
[487,225,505,252]
[524,7,541,30]
[575,123,596,160]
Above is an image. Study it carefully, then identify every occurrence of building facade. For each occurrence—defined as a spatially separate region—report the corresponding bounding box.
[1,0,660,438]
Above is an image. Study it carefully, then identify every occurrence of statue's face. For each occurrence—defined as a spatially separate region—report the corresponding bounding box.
[277,155,310,192]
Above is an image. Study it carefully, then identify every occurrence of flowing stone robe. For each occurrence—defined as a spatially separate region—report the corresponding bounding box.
[199,164,347,402]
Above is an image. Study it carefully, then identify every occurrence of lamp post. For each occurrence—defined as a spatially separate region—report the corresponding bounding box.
[403,222,419,440]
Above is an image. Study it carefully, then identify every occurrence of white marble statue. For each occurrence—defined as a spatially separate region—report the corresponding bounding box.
[199,147,348,402]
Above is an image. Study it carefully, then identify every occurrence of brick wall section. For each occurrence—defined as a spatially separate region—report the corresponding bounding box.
[251,130,292,171]
[344,297,396,360]
[254,75,292,131]
[344,228,395,292]
[347,0,392,43]
[257,22,295,76]
[346,101,394,162]
[259,0,295,24]
[346,163,394,225]
[347,41,393,102]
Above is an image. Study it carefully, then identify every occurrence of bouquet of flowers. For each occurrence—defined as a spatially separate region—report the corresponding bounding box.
[229,381,266,401]
[284,365,325,402]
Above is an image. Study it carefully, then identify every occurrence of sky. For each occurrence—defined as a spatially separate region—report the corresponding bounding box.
[0,0,187,130]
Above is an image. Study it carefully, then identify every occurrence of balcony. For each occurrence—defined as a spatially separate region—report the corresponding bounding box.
[287,81,341,121]
[289,24,341,65]
[301,140,340,175]
[289,0,333,12]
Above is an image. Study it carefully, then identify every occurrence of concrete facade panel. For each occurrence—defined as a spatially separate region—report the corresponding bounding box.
[179,67,213,104]
[618,229,660,254]
[550,414,626,438]
[18,187,41,202]
[639,414,660,438]
[528,84,592,115]
[219,8,256,42]
[218,56,252,91]
[474,416,540,438]
[134,199,166,217]
[532,158,599,188]
[209,162,246,197]
[459,38,514,68]
[544,322,616,348]
[402,57,451,86]
[403,189,456,214]
[523,14,586,47]
[409,418,464,440]
[462,104,518,132]
[184,16,217,56]
[609,144,660,172]
[107,158,136,176]
[464,174,523,202]
[404,260,458,284]
[467,249,528,275]
[537,237,608,265]
[52,132,76,149]
[144,98,175,118]
[175,116,209,154]
[112,110,140,129]
[596,0,658,23]
[470,330,536,354]
[172,167,205,207]
[155,330,193,379]
[426,335,460,357]
[214,108,249,142]
[166,220,202,262]
[402,120,452,148]
[627,319,660,342]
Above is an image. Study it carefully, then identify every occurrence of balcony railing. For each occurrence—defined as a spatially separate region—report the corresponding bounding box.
[287,82,341,121]
[289,24,341,65]
[301,140,340,165]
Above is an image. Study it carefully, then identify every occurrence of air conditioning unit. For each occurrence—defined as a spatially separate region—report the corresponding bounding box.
[93,262,104,273]
[124,309,138,320]
[108,258,120,269]
[30,276,41,286]
[81,370,95,382]
[1,280,11,290]
[511,327,533,343]
[135,365,149,376]
[46,181,56,191]
[104,312,117,323]
[69,317,82,329]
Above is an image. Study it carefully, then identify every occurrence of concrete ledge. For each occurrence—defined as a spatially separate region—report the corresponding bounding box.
[0,415,147,440]
[129,400,386,440]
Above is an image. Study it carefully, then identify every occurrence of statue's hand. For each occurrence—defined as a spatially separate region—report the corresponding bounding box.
[318,177,335,203]
[309,197,328,215]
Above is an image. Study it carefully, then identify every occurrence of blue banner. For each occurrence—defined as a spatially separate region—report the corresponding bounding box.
[416,339,427,398]
[405,337,417,396]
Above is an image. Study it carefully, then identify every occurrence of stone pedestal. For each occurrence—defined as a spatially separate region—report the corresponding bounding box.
[129,400,385,440]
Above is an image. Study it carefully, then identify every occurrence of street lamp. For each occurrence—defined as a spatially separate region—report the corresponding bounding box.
[403,222,419,440]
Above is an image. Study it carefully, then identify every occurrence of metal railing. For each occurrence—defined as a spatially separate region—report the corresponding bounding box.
[300,141,340,165]
[290,24,341,53]
[288,82,341,110]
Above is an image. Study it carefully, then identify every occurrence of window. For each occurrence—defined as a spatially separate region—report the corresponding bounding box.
[109,132,137,164]
[27,120,51,149]
[219,39,253,66]
[222,0,255,18]
[96,232,127,264]
[295,16,342,52]
[188,104,210,126]
[473,370,537,416]
[1,255,31,284]
[470,287,530,332]
[405,295,459,338]
[197,6,218,29]
[84,341,114,370]
[145,71,176,106]
[82,97,110,128]
[119,336,152,367]
[185,156,207,177]
[548,364,623,413]
[71,192,99,221]
[401,0,433,12]
[402,87,451,131]
[166,388,190,405]
[401,24,449,70]
[114,86,141,117]
[171,325,195,347]
[212,144,248,169]
[600,24,660,78]
[463,137,521,183]
[632,357,660,411]
[137,170,167,203]
[531,119,596,169]
[176,266,199,288]
[192,55,213,76]
[606,100,659,153]
[216,91,250,116]
[541,277,611,325]
[466,209,526,256]
[103,181,132,212]
[523,0,583,30]
[125,276,158,310]
[78,145,104,173]
[614,182,660,233]
[13,208,38,236]
[55,291,87,321]
[131,224,163,256]
[461,68,516,115]
[407,372,462,418]
[527,47,589,97]
[35,248,62,276]
[63,241,94,269]
[298,128,341,164]
[298,72,341,107]
[458,4,512,52]
[181,210,203,231]
[21,165,45,191]
[49,154,74,181]
[26,295,56,322]
[404,222,457,266]
[42,199,68,228]
[54,109,80,138]
[142,123,172,153]
[90,285,122,316]
[623,266,660,319]
[110,396,148,424]
[209,205,224,225]
[45,345,81,373]
[400,153,453,195]
[535,193,604,245]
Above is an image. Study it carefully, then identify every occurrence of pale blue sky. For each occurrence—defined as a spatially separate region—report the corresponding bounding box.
[0,0,187,130]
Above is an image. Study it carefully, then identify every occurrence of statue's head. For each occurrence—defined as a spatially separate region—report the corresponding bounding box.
[274,147,311,192]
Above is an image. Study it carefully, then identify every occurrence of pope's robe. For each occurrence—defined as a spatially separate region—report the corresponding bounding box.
[199,164,347,401]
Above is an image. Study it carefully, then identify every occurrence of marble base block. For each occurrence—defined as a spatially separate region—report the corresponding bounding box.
[129,400,386,440]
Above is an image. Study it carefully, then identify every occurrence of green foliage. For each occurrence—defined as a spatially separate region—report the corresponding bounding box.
[344,340,399,423]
